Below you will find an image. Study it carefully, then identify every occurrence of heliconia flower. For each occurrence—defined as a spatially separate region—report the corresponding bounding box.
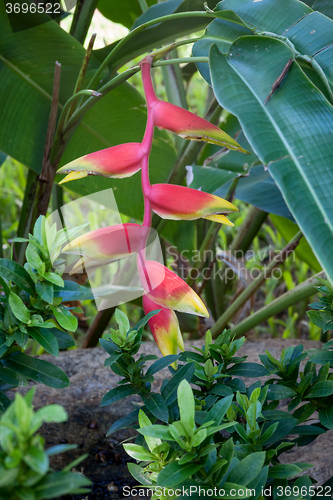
[138,259,209,317]
[62,223,150,273]
[152,100,249,153]
[57,143,144,184]
[143,295,184,365]
[147,183,238,225]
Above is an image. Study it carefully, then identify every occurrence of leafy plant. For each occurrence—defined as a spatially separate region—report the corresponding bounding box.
[307,278,333,337]
[101,309,333,494]
[0,387,91,499]
[0,216,92,413]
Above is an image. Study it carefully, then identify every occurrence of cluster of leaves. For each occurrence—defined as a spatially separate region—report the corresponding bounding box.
[100,312,333,496]
[307,278,333,336]
[0,216,92,414]
[0,387,91,499]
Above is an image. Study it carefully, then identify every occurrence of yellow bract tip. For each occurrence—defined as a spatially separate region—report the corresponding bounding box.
[58,170,88,185]
[205,214,235,226]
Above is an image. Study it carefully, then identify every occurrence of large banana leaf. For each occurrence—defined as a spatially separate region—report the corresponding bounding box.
[0,6,176,220]
[97,0,156,29]
[209,36,333,281]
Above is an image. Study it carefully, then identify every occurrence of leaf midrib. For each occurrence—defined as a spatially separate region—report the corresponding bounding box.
[224,45,333,235]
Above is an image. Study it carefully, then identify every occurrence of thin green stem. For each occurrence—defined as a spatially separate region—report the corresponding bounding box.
[156,57,208,66]
[211,231,303,338]
[138,0,149,13]
[228,272,325,338]
[87,11,214,89]
[70,0,99,44]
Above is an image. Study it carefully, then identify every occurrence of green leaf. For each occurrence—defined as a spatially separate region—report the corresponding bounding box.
[98,0,156,29]
[100,385,137,407]
[23,446,48,475]
[138,424,173,441]
[146,355,179,376]
[203,394,233,425]
[35,472,91,498]
[52,306,78,332]
[227,452,265,486]
[127,463,152,486]
[261,418,297,446]
[208,384,233,397]
[141,393,169,423]
[157,461,202,488]
[268,463,303,479]
[123,443,155,461]
[26,244,44,274]
[161,362,195,405]
[28,327,59,357]
[210,36,333,283]
[2,352,69,389]
[307,380,333,398]
[177,380,195,431]
[226,362,269,378]
[0,259,35,295]
[36,281,54,305]
[319,407,333,429]
[8,292,31,323]
[51,329,76,350]
[266,384,297,400]
[43,272,64,287]
[53,281,93,301]
[115,308,130,335]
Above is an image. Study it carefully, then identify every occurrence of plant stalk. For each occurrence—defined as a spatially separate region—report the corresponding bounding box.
[228,271,325,338]
[211,231,303,338]
[70,0,99,44]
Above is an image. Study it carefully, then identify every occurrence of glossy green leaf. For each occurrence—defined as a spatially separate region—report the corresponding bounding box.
[28,327,59,357]
[268,463,303,479]
[122,443,155,462]
[210,36,333,282]
[141,393,169,423]
[8,292,30,323]
[161,362,195,405]
[23,446,48,475]
[146,355,179,376]
[227,452,265,486]
[127,463,152,486]
[303,0,333,18]
[157,461,202,487]
[266,384,297,400]
[100,385,137,407]
[36,282,54,305]
[51,306,77,332]
[307,380,333,398]
[51,328,76,350]
[2,352,69,388]
[226,363,269,378]
[0,259,35,295]
[319,407,333,429]
[98,0,156,29]
[53,281,93,301]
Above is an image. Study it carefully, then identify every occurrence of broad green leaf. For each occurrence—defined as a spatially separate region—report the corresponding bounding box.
[210,36,333,282]
[43,272,64,287]
[157,461,202,487]
[268,463,303,479]
[141,393,169,423]
[52,306,77,332]
[106,409,139,436]
[303,0,333,18]
[36,281,54,305]
[138,410,161,453]
[28,327,60,357]
[208,384,233,397]
[178,380,195,431]
[23,446,48,475]
[100,385,137,407]
[115,309,130,335]
[266,384,297,400]
[138,424,173,441]
[0,259,35,295]
[98,0,156,29]
[26,244,44,274]
[127,463,152,486]
[122,443,155,461]
[261,418,297,445]
[226,363,269,378]
[271,214,321,272]
[161,362,195,405]
[51,328,76,350]
[8,292,30,323]
[146,355,179,376]
[307,380,333,398]
[319,407,333,429]
[2,352,69,388]
[53,281,93,301]
[227,452,265,486]
[34,472,91,498]
[203,394,233,425]
[307,349,333,365]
